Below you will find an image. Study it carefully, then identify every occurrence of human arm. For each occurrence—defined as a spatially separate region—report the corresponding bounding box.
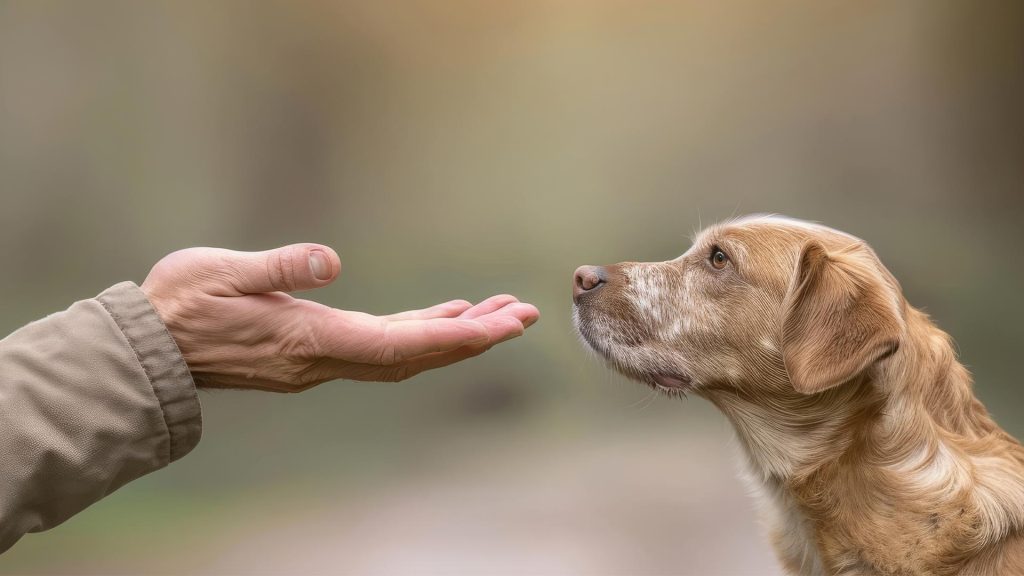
[0,243,538,552]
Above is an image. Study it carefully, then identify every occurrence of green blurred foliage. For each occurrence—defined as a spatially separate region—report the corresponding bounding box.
[1,1,1022,573]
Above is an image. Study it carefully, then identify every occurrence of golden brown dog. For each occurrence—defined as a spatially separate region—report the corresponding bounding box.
[572,215,1024,575]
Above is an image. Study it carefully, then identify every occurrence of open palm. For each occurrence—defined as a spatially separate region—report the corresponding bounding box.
[141,244,539,392]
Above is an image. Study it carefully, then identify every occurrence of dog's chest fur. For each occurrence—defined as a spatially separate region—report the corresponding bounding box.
[744,469,826,575]
[739,418,1024,576]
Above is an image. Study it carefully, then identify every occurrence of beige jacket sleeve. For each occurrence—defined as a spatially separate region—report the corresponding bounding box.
[0,282,202,553]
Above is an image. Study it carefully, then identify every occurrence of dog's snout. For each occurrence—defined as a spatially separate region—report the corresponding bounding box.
[573,265,607,301]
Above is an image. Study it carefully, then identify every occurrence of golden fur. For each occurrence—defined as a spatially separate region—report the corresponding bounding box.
[573,215,1024,575]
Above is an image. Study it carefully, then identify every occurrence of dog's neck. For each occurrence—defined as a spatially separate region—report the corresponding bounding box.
[701,306,1024,573]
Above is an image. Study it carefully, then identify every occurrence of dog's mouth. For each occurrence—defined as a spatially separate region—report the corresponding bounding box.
[627,367,693,396]
[574,307,693,396]
[650,373,692,391]
[613,363,694,398]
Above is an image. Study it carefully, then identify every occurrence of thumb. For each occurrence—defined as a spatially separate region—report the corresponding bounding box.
[225,243,341,294]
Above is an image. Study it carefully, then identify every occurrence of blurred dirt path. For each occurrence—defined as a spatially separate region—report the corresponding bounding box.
[198,428,782,576]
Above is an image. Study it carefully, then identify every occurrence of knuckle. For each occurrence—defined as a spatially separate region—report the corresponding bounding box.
[146,248,204,290]
[422,322,443,354]
[267,248,296,292]
[279,319,323,365]
[377,322,399,365]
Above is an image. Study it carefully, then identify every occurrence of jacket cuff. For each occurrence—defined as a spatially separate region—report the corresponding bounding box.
[96,282,202,463]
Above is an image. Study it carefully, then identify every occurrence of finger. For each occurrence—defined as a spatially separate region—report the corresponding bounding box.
[301,342,490,383]
[381,317,490,364]
[457,294,519,319]
[391,304,539,365]
[222,244,341,295]
[473,311,529,344]
[385,299,473,321]
[396,344,492,379]
[392,306,539,377]
[474,301,541,330]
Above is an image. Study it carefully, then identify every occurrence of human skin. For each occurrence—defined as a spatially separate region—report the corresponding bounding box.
[141,243,540,392]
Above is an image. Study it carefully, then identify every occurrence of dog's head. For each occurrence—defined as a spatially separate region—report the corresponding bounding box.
[572,215,906,398]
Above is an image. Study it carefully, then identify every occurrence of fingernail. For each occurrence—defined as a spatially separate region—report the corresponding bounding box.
[309,250,331,280]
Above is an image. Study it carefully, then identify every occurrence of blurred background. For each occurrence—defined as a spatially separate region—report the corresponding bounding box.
[2,1,1023,574]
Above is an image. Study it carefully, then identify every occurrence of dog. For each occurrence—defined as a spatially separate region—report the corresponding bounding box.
[572,215,1024,575]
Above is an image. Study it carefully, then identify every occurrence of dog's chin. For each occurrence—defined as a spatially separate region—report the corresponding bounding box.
[574,318,693,396]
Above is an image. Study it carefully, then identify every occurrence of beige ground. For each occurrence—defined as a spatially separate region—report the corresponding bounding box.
[196,426,781,576]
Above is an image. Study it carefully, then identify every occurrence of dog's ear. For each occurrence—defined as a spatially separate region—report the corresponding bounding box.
[781,241,903,395]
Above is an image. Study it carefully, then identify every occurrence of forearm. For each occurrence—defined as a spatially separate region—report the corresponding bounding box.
[0,282,201,553]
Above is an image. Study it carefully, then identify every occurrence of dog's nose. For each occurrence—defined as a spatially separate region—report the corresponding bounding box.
[573,265,607,301]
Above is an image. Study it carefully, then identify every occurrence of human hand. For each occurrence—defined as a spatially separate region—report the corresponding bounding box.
[140,244,540,392]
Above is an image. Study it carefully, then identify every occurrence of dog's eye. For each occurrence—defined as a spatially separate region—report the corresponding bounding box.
[710,247,729,270]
